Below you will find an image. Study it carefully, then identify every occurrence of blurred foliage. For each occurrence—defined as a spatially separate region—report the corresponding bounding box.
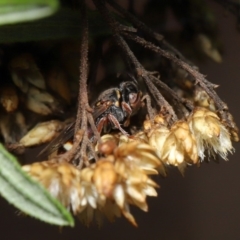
[0,0,59,25]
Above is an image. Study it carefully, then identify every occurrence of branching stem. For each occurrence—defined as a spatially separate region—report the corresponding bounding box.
[92,0,177,122]
[122,32,232,128]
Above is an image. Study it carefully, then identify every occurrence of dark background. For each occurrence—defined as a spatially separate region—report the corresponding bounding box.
[1,1,240,240]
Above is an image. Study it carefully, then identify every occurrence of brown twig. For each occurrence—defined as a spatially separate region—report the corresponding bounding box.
[73,0,98,168]
[75,131,88,169]
[149,74,194,111]
[106,0,195,67]
[121,32,233,128]
[87,112,100,142]
[141,94,155,120]
[75,0,91,137]
[57,130,83,163]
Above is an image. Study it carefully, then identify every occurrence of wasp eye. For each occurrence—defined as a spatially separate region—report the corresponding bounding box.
[129,93,137,104]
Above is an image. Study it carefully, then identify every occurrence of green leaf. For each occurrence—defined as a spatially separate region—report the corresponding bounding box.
[0,144,74,227]
[0,0,59,25]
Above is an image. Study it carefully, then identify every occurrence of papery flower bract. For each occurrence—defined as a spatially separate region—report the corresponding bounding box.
[22,161,82,213]
[10,53,46,92]
[0,86,19,112]
[148,124,170,160]
[22,140,162,227]
[170,121,198,164]
[161,133,185,165]
[114,141,165,176]
[188,107,233,161]
[20,120,65,147]
[147,119,198,171]
[93,159,117,198]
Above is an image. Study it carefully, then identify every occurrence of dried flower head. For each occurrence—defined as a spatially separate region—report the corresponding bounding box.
[114,141,165,176]
[9,53,46,92]
[25,87,62,115]
[0,86,19,112]
[22,161,82,213]
[22,140,162,226]
[147,123,170,157]
[170,121,198,165]
[194,88,216,111]
[145,115,198,176]
[19,120,65,147]
[188,107,234,161]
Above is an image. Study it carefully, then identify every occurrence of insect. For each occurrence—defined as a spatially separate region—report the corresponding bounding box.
[39,80,142,157]
[93,81,142,134]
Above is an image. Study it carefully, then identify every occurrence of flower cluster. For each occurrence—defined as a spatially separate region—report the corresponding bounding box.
[145,107,234,173]
[22,106,236,225]
[22,141,163,226]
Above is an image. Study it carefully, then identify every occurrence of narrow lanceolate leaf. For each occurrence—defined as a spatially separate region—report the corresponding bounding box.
[0,0,59,25]
[0,144,74,227]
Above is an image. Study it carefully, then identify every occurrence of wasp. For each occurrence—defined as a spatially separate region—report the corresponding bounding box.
[39,80,142,157]
[93,81,142,135]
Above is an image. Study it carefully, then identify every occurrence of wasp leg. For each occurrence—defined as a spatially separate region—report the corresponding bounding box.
[108,114,129,135]
[121,101,132,115]
[95,116,107,134]
[121,101,132,127]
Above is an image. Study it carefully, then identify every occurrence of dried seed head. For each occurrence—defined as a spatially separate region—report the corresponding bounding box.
[171,121,198,164]
[118,134,130,145]
[230,129,239,143]
[0,111,27,144]
[23,140,161,227]
[148,125,170,158]
[148,120,198,168]
[22,161,82,213]
[132,131,149,144]
[194,88,216,111]
[93,160,117,198]
[143,119,152,132]
[25,86,63,115]
[0,86,19,112]
[154,114,166,125]
[98,141,117,155]
[114,141,165,176]
[96,134,118,154]
[10,53,46,93]
[19,120,65,147]
[161,133,185,165]
[188,107,233,161]
[224,112,239,142]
